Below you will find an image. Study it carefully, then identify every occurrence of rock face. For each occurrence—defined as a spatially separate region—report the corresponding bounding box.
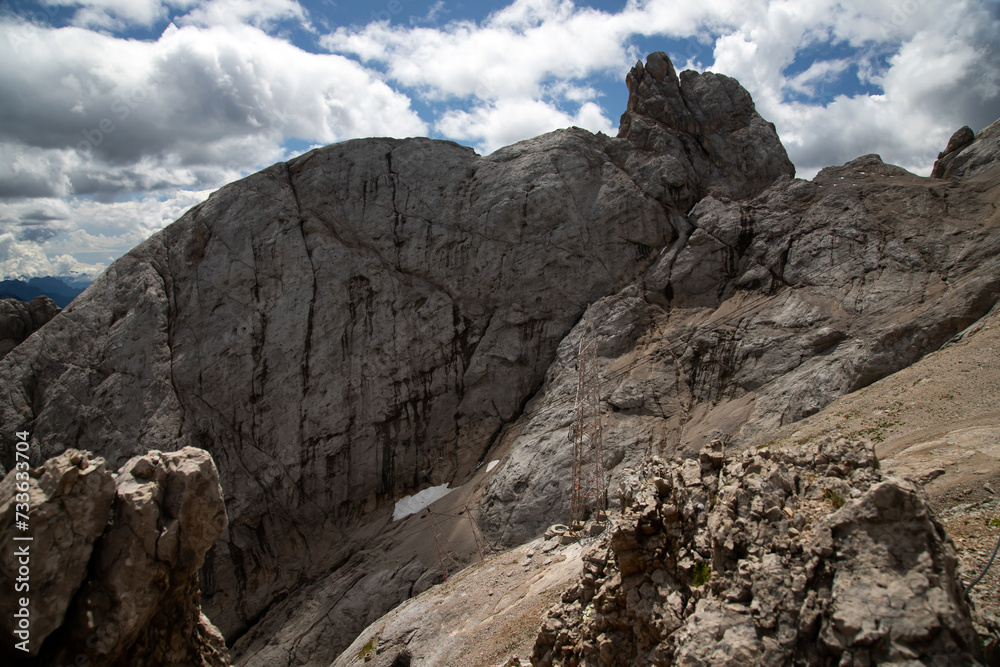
[0,447,229,666]
[532,439,985,666]
[0,449,115,654]
[932,124,978,178]
[617,51,795,208]
[0,296,59,358]
[479,141,1000,547]
[0,51,793,657]
[0,50,997,665]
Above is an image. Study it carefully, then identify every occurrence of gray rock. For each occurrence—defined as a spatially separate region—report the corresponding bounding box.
[932,119,1000,180]
[2,48,998,666]
[533,438,986,666]
[0,296,59,358]
[479,144,1000,547]
[0,450,115,656]
[0,447,228,666]
[0,52,794,662]
[40,447,229,667]
[616,52,795,207]
[931,125,976,178]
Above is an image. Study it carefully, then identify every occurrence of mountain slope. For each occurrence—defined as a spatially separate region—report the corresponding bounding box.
[0,52,998,666]
[0,52,791,663]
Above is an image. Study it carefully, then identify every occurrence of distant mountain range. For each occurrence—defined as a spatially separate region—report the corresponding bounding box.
[0,276,92,307]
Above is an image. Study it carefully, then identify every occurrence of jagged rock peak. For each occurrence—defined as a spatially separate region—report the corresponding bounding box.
[615,51,795,205]
[931,121,1000,180]
[533,438,987,666]
[0,447,229,666]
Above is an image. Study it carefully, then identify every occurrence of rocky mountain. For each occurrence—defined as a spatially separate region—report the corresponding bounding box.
[0,295,59,358]
[1,51,999,666]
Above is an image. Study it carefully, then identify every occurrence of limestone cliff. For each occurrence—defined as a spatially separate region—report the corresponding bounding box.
[0,51,998,666]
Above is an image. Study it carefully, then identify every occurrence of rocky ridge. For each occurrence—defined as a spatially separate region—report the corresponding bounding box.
[0,51,997,665]
[0,51,793,663]
[532,438,987,666]
[0,446,228,666]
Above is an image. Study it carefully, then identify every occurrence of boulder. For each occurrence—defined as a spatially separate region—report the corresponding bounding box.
[0,447,229,666]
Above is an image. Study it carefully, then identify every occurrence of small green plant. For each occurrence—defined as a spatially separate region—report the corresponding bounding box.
[824,488,846,509]
[692,562,711,587]
[989,517,1000,528]
[359,636,377,660]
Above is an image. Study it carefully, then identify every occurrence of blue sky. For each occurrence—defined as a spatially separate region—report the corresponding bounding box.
[1,0,998,279]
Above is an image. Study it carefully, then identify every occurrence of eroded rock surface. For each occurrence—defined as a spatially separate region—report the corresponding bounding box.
[0,449,115,655]
[0,52,794,661]
[0,295,59,358]
[0,447,229,666]
[480,136,1000,547]
[533,439,987,666]
[0,51,997,666]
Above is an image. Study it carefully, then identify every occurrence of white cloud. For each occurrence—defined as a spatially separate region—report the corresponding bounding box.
[0,189,211,279]
[0,18,427,198]
[699,0,1000,176]
[322,0,634,101]
[41,0,197,29]
[436,98,615,154]
[321,0,998,176]
[0,232,107,280]
[179,0,308,29]
[3,0,999,279]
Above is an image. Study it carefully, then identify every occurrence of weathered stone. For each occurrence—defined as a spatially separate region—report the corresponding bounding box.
[932,119,1000,180]
[533,439,986,666]
[0,447,228,666]
[931,125,976,178]
[0,296,59,358]
[479,138,1000,547]
[0,450,115,657]
[0,50,998,666]
[0,52,797,663]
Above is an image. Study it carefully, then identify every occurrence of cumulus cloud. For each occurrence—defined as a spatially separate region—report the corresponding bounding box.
[0,18,426,198]
[178,0,308,29]
[0,189,210,279]
[322,0,999,173]
[700,0,1000,176]
[322,0,635,101]
[437,99,615,154]
[0,233,107,280]
[41,0,196,29]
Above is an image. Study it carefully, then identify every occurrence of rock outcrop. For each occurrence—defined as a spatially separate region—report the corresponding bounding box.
[0,295,59,358]
[0,50,997,665]
[479,142,1000,547]
[0,52,794,660]
[533,439,986,666]
[0,447,229,666]
[616,51,795,207]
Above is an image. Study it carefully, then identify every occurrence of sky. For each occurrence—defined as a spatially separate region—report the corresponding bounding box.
[1,0,998,280]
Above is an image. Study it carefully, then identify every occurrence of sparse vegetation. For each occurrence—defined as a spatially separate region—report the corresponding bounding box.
[824,488,846,509]
[989,517,1000,528]
[692,561,711,587]
[359,636,377,660]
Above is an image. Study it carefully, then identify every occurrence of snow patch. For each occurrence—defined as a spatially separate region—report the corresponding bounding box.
[486,460,499,473]
[392,483,455,521]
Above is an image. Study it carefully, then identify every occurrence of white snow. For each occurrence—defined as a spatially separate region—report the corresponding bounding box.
[392,483,455,521]
[486,460,499,473]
